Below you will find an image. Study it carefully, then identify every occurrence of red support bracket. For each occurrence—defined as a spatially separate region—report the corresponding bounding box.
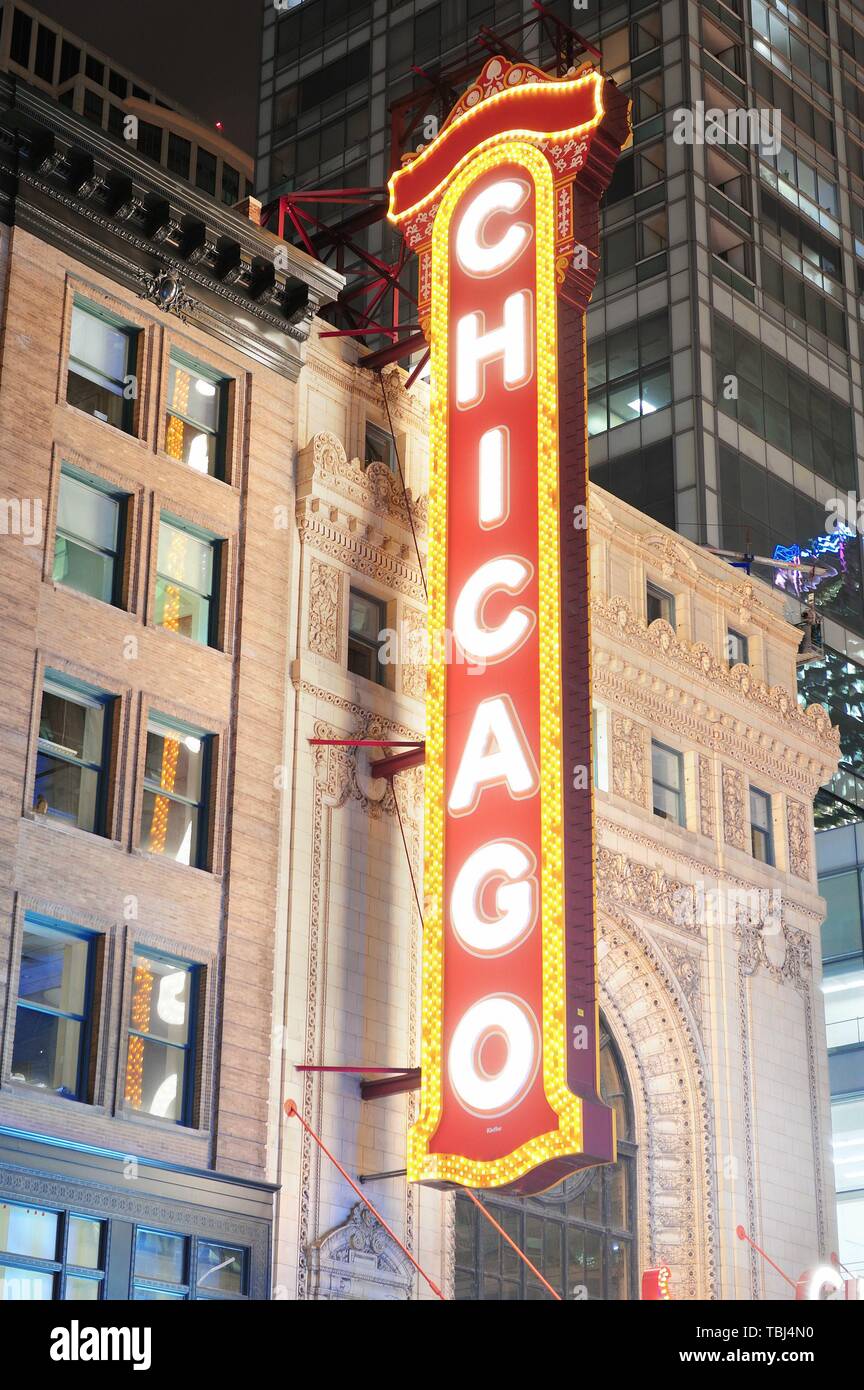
[360,1068,421,1101]
[371,743,426,779]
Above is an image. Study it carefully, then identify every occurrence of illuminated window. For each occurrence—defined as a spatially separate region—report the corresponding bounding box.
[140,714,212,869]
[0,1203,105,1301]
[34,676,112,834]
[652,741,685,826]
[53,469,125,605]
[347,588,388,685]
[454,1027,637,1300]
[11,916,97,1102]
[154,516,219,648]
[131,1227,248,1300]
[66,301,137,432]
[750,787,774,864]
[124,950,199,1126]
[587,313,670,435]
[164,353,227,478]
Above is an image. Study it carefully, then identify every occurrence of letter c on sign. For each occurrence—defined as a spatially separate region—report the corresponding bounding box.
[448,994,540,1117]
[453,556,534,664]
[455,179,532,277]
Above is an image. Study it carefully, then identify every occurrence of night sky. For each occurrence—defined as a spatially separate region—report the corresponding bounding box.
[35,0,262,157]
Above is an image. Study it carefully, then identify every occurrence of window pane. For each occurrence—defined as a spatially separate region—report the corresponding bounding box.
[57,474,118,552]
[0,1203,58,1260]
[133,1286,186,1300]
[129,955,192,1047]
[167,362,220,432]
[33,757,100,830]
[349,591,384,642]
[144,723,204,803]
[11,1007,82,1096]
[606,328,638,382]
[135,1229,186,1283]
[196,1242,244,1295]
[125,1033,186,1121]
[607,1240,630,1300]
[607,383,641,429]
[39,689,104,766]
[157,523,213,596]
[653,782,681,820]
[820,872,863,958]
[639,366,672,414]
[652,743,681,790]
[18,923,89,1015]
[140,790,199,865]
[64,1275,101,1300]
[70,306,128,384]
[154,576,211,644]
[53,534,115,604]
[750,789,770,830]
[165,415,217,474]
[67,1217,102,1269]
[0,1264,54,1300]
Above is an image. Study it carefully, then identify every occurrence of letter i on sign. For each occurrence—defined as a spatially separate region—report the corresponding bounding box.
[388,56,630,1192]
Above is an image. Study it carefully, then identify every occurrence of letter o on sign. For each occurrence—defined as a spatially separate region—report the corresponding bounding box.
[448,994,540,1116]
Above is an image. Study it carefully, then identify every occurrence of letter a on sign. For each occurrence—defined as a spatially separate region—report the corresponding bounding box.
[389,57,630,1192]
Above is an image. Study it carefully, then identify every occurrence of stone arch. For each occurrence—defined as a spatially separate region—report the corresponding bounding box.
[598,901,718,1299]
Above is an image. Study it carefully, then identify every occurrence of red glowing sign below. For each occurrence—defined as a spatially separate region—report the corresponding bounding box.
[389,58,629,1193]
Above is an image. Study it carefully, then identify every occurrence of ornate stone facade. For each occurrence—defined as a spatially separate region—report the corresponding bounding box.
[267,325,838,1302]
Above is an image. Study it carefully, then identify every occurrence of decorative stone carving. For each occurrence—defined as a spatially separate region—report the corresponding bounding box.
[786,798,811,880]
[297,430,427,533]
[308,558,340,661]
[612,715,648,807]
[644,533,701,579]
[593,596,838,752]
[698,755,714,838]
[721,766,747,851]
[663,943,703,1025]
[596,846,702,936]
[401,606,427,699]
[307,1203,416,1301]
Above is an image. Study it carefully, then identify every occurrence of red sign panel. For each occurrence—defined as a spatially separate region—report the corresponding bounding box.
[389,58,629,1193]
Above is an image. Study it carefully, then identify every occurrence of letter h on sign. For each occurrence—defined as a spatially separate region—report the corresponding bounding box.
[388,56,630,1193]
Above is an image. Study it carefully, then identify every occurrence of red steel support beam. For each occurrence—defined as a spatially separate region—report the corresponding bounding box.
[360,1068,421,1101]
[370,744,426,779]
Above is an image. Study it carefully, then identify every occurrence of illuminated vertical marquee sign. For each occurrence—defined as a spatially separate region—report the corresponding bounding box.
[388,57,629,1193]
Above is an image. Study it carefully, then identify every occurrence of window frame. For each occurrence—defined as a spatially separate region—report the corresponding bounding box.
[52,466,127,608]
[364,420,396,473]
[66,299,138,435]
[124,948,201,1128]
[11,914,99,1105]
[0,1200,107,1302]
[34,674,114,836]
[750,785,775,865]
[130,1225,249,1300]
[140,711,213,871]
[164,350,229,481]
[727,627,749,667]
[646,581,675,628]
[153,513,221,650]
[651,739,686,826]
[347,587,389,687]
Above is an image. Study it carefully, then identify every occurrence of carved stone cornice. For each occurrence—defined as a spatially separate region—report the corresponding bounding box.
[297,503,425,601]
[593,596,837,758]
[297,431,427,535]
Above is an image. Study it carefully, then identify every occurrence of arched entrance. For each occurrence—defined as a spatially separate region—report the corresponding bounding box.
[453,1026,637,1299]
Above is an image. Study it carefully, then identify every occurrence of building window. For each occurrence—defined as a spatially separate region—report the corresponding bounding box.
[83,90,103,125]
[364,421,396,472]
[166,132,191,179]
[10,9,33,68]
[34,25,56,83]
[136,119,162,162]
[84,53,104,85]
[67,301,137,432]
[59,40,80,84]
[34,677,112,834]
[131,1227,248,1299]
[727,628,749,667]
[141,713,211,868]
[154,516,219,647]
[196,148,217,195]
[221,163,240,206]
[165,354,227,477]
[652,741,685,825]
[124,952,199,1125]
[646,582,675,627]
[750,787,774,864]
[53,469,125,606]
[11,916,97,1102]
[0,1204,105,1301]
[347,589,387,685]
[587,313,671,435]
[454,1027,637,1300]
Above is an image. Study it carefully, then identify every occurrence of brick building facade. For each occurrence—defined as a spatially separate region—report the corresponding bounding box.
[0,70,339,1300]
